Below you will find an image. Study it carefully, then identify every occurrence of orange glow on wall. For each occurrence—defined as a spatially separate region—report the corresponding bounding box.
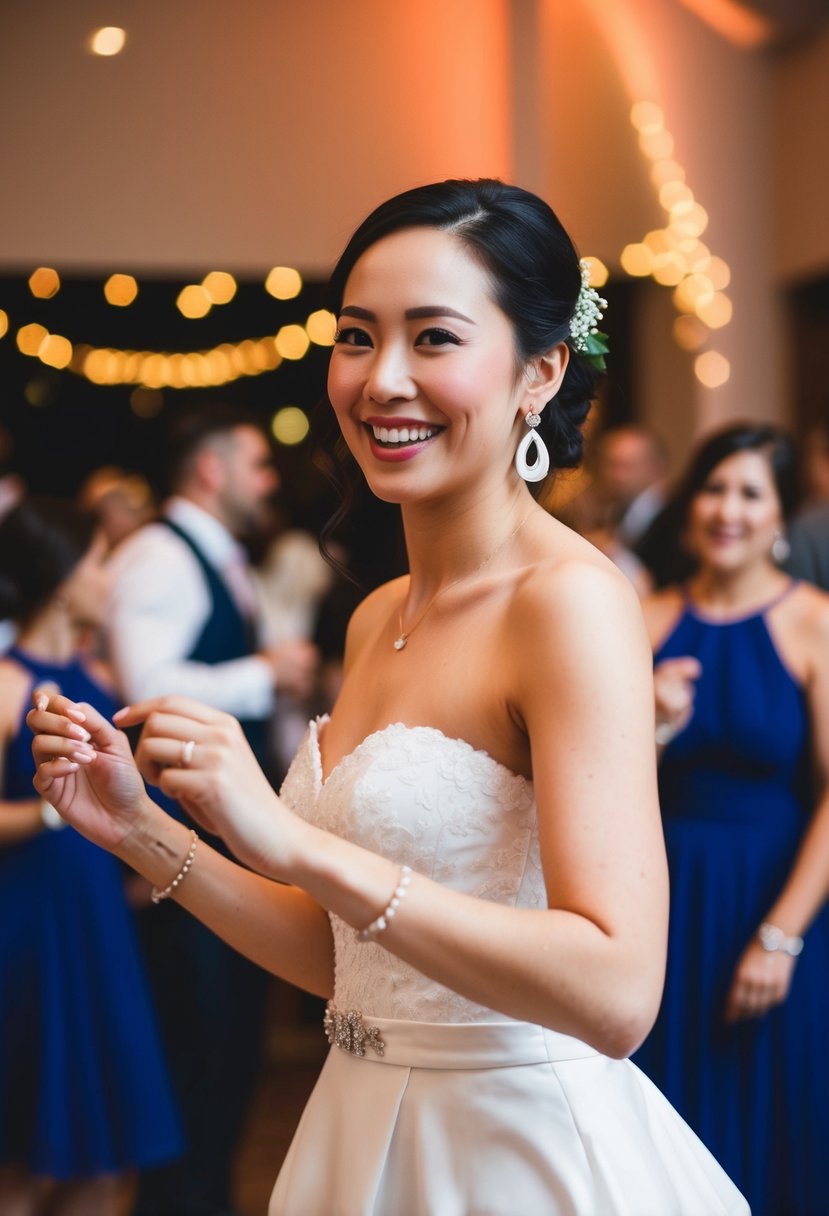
[676,0,776,49]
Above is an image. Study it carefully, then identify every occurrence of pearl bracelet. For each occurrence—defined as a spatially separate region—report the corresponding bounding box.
[151,830,199,905]
[356,865,412,942]
[758,921,804,957]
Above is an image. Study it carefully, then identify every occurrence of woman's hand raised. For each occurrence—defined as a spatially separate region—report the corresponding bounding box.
[115,695,307,879]
[27,692,153,853]
[653,656,702,745]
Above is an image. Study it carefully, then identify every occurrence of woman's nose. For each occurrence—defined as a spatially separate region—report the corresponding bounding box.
[364,345,415,403]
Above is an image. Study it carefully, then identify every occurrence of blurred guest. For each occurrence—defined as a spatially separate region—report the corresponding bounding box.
[785,418,829,591]
[563,426,664,595]
[78,465,157,551]
[254,528,333,779]
[634,424,829,1216]
[0,461,25,653]
[800,417,829,507]
[0,498,181,1216]
[581,423,668,545]
[106,404,317,1216]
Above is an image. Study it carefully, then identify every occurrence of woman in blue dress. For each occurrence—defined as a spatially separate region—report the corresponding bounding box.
[0,498,182,1215]
[634,423,829,1215]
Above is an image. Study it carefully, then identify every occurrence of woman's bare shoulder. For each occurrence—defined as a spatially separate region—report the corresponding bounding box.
[782,580,829,648]
[510,546,648,664]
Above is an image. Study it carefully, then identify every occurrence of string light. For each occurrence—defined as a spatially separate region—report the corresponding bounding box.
[104,274,139,306]
[265,266,303,299]
[628,99,734,373]
[28,268,61,299]
[695,350,730,388]
[202,271,237,305]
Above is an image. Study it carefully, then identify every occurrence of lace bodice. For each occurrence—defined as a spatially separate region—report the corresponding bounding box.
[279,718,546,1023]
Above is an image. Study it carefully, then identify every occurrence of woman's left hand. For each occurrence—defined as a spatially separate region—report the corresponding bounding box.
[115,695,308,878]
[723,937,796,1022]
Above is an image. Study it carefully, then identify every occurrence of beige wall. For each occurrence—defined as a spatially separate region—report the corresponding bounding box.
[0,0,512,274]
[1,0,826,451]
[774,27,829,284]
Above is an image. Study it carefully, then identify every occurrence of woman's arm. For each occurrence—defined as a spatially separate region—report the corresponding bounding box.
[112,562,668,1058]
[724,597,829,1021]
[27,696,334,997]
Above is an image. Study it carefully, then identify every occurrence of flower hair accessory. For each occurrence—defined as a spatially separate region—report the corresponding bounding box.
[569,259,609,371]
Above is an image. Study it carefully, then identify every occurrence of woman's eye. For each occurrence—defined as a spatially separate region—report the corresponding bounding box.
[333,326,373,348]
[416,327,461,347]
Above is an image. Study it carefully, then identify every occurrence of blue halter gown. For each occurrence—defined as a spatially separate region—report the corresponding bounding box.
[633,587,829,1216]
[0,647,182,1179]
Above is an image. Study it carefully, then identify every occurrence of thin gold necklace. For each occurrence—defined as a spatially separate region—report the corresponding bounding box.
[393,510,533,651]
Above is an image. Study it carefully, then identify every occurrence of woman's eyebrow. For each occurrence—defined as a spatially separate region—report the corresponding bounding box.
[338,304,476,324]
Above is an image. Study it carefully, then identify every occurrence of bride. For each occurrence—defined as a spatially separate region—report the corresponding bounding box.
[29,179,748,1215]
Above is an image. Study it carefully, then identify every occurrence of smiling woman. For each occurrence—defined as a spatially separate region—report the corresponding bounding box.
[635,422,829,1216]
[27,180,748,1215]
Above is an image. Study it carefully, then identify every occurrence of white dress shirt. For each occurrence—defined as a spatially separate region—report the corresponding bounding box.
[107,497,275,718]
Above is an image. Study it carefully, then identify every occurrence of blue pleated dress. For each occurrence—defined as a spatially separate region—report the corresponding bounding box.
[634,589,829,1216]
[0,647,183,1179]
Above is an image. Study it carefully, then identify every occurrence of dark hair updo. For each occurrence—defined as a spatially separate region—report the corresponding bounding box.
[674,422,800,525]
[0,497,97,624]
[325,177,602,474]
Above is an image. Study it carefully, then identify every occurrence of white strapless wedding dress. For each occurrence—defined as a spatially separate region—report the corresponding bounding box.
[270,719,749,1216]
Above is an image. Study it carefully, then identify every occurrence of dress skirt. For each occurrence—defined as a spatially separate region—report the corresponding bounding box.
[269,1014,749,1216]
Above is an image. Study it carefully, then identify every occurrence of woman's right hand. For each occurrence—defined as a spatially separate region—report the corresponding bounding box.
[653,656,702,743]
[27,692,153,854]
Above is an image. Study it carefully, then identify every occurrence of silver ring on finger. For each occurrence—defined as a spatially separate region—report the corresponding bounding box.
[180,739,196,768]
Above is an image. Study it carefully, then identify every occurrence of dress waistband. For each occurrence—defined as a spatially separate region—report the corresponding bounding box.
[323,1002,598,1069]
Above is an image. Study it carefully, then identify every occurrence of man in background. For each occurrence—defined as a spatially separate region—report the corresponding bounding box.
[108,403,317,1216]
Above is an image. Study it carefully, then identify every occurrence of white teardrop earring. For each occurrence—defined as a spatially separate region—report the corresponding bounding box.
[771,531,791,564]
[514,412,550,483]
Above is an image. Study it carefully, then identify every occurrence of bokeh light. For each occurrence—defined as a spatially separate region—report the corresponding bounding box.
[271,406,310,446]
[265,266,303,300]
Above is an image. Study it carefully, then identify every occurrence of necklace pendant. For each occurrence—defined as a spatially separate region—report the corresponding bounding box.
[393,635,407,651]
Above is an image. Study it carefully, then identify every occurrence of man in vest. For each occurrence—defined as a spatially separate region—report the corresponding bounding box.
[107,403,317,1216]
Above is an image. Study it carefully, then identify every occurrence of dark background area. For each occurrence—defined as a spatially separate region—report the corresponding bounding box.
[0,272,638,589]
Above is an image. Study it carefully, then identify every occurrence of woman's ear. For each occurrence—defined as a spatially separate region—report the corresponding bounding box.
[522,342,569,418]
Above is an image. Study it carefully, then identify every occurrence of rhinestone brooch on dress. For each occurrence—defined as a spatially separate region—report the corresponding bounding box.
[323,1002,386,1057]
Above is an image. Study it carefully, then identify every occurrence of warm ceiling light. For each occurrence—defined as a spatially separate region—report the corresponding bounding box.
[177,285,212,319]
[639,129,674,161]
[275,324,310,360]
[265,266,302,300]
[582,257,609,288]
[89,27,127,56]
[630,101,664,135]
[17,323,48,356]
[620,243,654,277]
[696,291,733,329]
[104,273,138,306]
[0,310,8,339]
[695,350,731,387]
[673,315,708,351]
[305,309,337,345]
[38,333,73,369]
[28,267,61,298]
[202,271,237,305]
